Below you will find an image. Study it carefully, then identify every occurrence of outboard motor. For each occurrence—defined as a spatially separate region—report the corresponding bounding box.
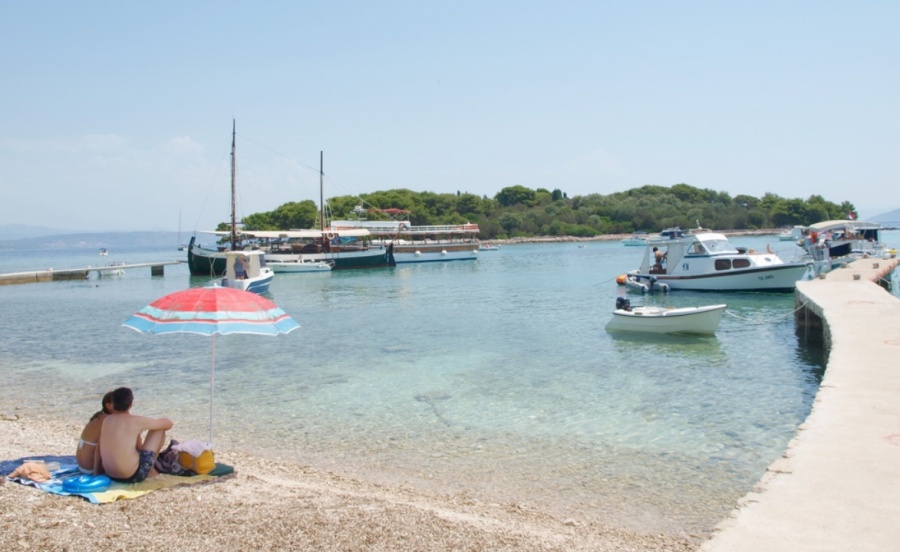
[615,297,631,311]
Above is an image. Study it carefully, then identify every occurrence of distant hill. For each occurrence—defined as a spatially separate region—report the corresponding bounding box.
[869,208,900,227]
[0,231,181,250]
[0,223,82,239]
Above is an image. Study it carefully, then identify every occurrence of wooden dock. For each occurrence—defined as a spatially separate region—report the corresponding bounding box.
[0,261,184,286]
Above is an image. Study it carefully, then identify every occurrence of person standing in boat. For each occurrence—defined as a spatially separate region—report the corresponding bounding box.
[234,255,247,279]
[652,247,666,273]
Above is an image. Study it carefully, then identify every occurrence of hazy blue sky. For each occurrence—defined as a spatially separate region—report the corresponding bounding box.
[2,1,897,232]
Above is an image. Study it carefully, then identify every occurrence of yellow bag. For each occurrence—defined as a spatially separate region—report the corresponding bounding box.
[178,449,215,475]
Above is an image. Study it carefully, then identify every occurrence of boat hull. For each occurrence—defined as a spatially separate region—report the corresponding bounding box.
[391,243,479,263]
[187,236,227,276]
[268,260,333,273]
[628,263,809,292]
[218,272,274,294]
[606,304,727,335]
[265,246,394,270]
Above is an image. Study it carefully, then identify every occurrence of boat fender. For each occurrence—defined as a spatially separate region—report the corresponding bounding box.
[62,474,112,493]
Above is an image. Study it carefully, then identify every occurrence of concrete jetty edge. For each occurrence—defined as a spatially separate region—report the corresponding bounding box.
[701,256,900,552]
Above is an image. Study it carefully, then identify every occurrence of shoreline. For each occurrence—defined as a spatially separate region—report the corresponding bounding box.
[1,409,696,551]
[487,228,784,245]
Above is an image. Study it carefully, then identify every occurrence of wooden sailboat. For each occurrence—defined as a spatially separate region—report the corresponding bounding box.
[187,120,253,277]
[245,151,395,271]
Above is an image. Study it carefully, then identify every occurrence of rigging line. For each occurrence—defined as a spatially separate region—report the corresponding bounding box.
[233,131,321,176]
[723,300,809,324]
[193,147,231,234]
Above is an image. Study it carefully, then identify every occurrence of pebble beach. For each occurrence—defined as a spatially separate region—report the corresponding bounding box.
[1,408,696,551]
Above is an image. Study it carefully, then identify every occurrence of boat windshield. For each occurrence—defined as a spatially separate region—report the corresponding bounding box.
[700,238,737,254]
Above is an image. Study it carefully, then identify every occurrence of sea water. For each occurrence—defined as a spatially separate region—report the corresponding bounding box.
[1,232,896,535]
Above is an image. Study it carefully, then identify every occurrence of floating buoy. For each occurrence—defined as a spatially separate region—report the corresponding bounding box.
[616,274,628,285]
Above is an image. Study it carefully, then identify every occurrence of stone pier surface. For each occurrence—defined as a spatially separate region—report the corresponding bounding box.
[701,256,900,552]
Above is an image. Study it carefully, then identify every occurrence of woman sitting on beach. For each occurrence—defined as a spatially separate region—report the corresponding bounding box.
[76,391,112,475]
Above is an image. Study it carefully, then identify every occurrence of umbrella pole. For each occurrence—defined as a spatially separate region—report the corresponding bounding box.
[210,334,216,447]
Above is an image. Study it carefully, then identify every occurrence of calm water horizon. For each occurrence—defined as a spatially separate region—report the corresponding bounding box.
[2,232,896,536]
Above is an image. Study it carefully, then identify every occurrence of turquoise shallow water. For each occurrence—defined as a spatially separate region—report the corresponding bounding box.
[4,232,895,535]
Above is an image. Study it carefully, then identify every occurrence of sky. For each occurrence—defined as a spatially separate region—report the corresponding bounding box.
[2,1,898,232]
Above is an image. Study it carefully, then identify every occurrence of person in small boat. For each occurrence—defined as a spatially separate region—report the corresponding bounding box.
[100,387,174,483]
[652,247,666,273]
[76,391,113,475]
[234,256,247,279]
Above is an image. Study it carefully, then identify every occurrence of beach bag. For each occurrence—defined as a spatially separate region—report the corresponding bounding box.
[171,440,215,475]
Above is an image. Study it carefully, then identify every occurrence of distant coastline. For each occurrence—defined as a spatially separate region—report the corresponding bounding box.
[0,228,786,250]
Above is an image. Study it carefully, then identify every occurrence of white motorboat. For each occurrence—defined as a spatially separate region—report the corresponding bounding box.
[621,232,649,246]
[777,225,804,241]
[605,298,726,336]
[216,250,274,294]
[623,231,809,292]
[268,258,333,273]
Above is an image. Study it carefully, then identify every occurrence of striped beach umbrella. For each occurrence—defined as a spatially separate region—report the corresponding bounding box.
[123,286,300,445]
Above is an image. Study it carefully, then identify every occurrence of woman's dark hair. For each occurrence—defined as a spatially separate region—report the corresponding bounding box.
[89,391,115,421]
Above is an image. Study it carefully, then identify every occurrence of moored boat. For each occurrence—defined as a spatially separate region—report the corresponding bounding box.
[605,297,726,335]
[187,120,256,277]
[216,250,273,294]
[777,225,804,241]
[623,231,809,292]
[330,206,480,263]
[799,219,886,275]
[266,258,333,273]
[621,232,650,246]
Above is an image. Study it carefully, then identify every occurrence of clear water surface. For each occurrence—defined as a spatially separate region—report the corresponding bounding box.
[3,232,894,535]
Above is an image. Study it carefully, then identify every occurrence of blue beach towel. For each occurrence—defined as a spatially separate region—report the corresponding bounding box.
[2,454,234,504]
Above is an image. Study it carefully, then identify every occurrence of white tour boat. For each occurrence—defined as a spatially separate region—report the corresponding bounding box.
[330,206,480,263]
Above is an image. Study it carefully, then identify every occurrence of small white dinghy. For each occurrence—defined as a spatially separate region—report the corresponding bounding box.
[605,298,726,336]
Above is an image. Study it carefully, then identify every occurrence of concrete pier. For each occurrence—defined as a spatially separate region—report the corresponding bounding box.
[701,256,900,552]
[0,261,183,286]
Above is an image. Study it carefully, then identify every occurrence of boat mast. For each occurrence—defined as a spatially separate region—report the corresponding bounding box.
[319,151,325,232]
[230,119,238,251]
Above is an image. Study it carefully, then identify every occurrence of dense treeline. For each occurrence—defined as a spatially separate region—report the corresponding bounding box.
[230,183,856,240]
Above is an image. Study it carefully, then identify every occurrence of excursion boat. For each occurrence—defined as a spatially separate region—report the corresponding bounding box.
[215,250,274,294]
[329,206,480,263]
[188,137,395,275]
[621,231,810,292]
[239,228,394,271]
[799,219,887,274]
[606,297,726,336]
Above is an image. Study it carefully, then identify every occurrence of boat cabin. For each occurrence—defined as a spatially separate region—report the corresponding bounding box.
[639,233,767,275]
[222,250,267,281]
